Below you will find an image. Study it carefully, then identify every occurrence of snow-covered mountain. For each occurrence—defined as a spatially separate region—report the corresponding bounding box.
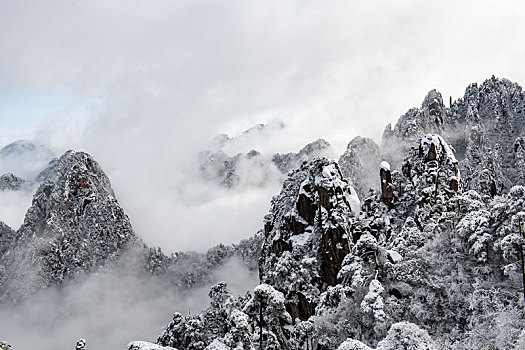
[0,151,138,302]
[199,122,333,189]
[150,77,525,350]
[0,173,27,191]
[0,140,55,181]
[383,76,525,197]
[1,77,525,349]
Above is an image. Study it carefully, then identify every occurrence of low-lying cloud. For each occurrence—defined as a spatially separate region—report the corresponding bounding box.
[0,257,258,350]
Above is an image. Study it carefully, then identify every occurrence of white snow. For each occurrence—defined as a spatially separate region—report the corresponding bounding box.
[348,186,361,214]
[420,134,458,163]
[127,341,178,350]
[322,164,337,178]
[380,161,390,172]
[337,338,373,350]
[204,339,230,350]
[290,231,313,246]
[386,250,403,263]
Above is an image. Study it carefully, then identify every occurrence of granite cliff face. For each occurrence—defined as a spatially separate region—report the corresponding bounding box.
[259,157,360,322]
[338,136,381,199]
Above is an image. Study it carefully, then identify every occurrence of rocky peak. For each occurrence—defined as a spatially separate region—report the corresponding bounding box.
[392,88,446,142]
[447,77,525,196]
[421,89,446,126]
[381,77,525,197]
[273,138,332,174]
[339,136,381,198]
[459,76,524,122]
[0,173,27,191]
[259,157,359,322]
[0,221,13,236]
[400,134,461,212]
[0,150,137,302]
[35,150,113,190]
[381,89,448,169]
[297,138,331,158]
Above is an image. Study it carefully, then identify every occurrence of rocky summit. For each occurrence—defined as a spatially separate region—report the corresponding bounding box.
[0,173,27,191]
[0,151,137,302]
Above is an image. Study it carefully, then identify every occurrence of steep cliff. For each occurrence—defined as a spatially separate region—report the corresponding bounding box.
[259,157,359,322]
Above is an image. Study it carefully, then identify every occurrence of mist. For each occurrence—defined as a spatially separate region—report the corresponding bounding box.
[0,186,36,230]
[0,256,258,350]
[2,0,525,253]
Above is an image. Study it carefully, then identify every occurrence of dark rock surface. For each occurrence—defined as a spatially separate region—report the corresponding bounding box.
[259,157,357,322]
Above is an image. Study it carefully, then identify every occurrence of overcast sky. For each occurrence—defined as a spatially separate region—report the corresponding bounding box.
[1,0,525,252]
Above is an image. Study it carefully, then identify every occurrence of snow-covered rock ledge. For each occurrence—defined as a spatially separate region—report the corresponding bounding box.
[127,341,177,350]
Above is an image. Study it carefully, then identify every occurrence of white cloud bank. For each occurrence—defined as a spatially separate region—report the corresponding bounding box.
[0,257,258,350]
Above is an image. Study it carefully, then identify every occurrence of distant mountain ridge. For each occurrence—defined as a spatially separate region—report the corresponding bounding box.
[0,173,27,191]
[0,150,263,304]
[199,122,333,189]
[0,140,55,181]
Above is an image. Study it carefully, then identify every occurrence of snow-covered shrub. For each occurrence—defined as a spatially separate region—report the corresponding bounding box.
[0,341,12,350]
[361,279,387,341]
[337,338,373,350]
[376,322,436,350]
[243,284,291,349]
[456,210,491,262]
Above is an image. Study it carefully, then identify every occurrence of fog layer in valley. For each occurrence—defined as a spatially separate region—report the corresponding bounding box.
[0,257,257,350]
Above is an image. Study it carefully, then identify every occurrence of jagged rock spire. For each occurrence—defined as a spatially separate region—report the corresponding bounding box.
[259,157,359,322]
[380,161,393,208]
[382,76,525,195]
